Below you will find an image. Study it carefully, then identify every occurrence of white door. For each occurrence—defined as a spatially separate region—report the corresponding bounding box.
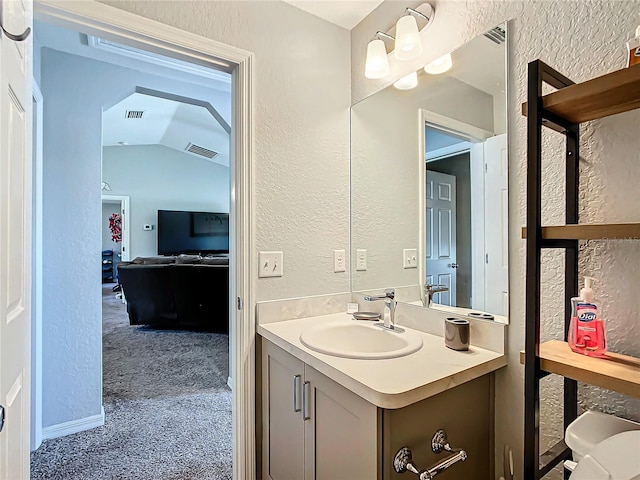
[484,133,508,315]
[0,0,33,478]
[425,170,456,306]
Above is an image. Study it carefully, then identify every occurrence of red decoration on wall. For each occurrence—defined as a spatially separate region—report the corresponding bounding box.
[109,213,122,243]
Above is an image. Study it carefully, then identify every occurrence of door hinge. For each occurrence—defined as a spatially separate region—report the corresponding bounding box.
[0,405,5,433]
[485,253,489,264]
[484,163,488,173]
[237,297,243,311]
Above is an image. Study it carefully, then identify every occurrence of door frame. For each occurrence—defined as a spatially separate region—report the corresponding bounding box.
[101,195,130,262]
[418,109,489,308]
[33,2,256,478]
[31,77,43,452]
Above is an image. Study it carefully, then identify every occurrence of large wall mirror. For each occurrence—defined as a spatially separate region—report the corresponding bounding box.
[351,24,509,323]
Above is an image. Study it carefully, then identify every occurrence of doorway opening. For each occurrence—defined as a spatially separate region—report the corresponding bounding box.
[28,2,255,478]
[422,116,507,316]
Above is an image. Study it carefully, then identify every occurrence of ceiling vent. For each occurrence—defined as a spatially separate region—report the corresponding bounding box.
[125,110,145,119]
[185,143,219,159]
[484,26,506,45]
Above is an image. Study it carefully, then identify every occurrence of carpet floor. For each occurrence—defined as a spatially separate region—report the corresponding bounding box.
[30,285,232,480]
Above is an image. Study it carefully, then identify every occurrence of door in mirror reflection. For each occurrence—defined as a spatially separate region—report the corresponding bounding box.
[425,169,456,307]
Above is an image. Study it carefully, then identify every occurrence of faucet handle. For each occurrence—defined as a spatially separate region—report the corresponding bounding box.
[384,288,395,300]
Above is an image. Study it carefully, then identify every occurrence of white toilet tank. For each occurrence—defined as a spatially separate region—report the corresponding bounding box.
[570,430,640,480]
[565,411,640,463]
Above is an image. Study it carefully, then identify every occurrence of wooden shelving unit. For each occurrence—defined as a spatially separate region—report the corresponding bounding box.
[520,341,640,399]
[522,63,640,123]
[523,60,640,480]
[521,223,640,240]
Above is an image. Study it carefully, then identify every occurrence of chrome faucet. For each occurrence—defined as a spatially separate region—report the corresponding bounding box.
[364,289,403,332]
[424,284,449,307]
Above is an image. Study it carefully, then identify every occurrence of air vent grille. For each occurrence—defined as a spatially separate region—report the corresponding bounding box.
[185,143,218,159]
[484,26,506,45]
[125,110,144,119]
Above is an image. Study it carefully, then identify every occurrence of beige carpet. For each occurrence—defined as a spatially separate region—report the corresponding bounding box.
[30,285,232,479]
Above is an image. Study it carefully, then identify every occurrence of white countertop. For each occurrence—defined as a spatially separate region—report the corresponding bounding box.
[258,313,506,409]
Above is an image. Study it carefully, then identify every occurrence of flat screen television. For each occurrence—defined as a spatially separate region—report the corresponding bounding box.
[157,210,229,255]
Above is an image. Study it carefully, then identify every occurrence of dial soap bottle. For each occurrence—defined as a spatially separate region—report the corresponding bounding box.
[568,277,607,357]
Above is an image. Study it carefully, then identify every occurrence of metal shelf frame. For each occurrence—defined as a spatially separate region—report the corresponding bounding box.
[524,60,579,480]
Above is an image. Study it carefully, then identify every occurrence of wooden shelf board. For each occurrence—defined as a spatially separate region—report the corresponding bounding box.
[520,340,640,399]
[521,223,640,240]
[522,64,640,124]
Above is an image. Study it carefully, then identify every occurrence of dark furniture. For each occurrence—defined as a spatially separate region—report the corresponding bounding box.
[117,255,229,333]
[522,61,640,479]
[102,249,114,283]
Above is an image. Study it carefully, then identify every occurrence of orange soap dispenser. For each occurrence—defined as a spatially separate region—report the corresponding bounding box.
[568,277,607,357]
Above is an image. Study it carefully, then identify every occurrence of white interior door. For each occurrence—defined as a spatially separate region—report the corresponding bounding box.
[425,170,456,306]
[0,0,33,477]
[483,133,508,315]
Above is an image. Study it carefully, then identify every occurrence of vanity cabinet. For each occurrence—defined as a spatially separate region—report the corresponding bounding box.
[261,338,493,480]
[262,340,379,480]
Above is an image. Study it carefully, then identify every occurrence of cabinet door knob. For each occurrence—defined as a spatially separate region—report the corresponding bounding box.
[303,381,311,421]
[293,375,302,413]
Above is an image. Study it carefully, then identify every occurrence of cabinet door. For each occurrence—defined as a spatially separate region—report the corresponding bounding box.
[304,365,379,480]
[262,341,305,480]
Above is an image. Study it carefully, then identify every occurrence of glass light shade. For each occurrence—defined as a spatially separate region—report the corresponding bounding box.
[393,71,418,90]
[364,39,390,79]
[424,53,453,74]
[394,15,423,61]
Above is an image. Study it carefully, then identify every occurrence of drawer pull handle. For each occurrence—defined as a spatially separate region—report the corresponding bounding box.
[303,381,311,420]
[293,375,302,412]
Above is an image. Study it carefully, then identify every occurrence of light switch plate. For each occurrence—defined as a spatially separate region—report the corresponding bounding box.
[333,249,346,273]
[403,248,418,269]
[356,249,367,271]
[258,251,283,278]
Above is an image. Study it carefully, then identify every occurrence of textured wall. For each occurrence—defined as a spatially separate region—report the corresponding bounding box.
[102,144,230,259]
[100,0,353,302]
[40,47,241,427]
[353,2,640,478]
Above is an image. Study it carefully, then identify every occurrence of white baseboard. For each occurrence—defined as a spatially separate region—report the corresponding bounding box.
[42,406,105,440]
[227,376,232,389]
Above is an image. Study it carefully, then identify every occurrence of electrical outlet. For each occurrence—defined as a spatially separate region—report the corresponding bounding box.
[403,248,418,269]
[258,251,283,278]
[334,249,346,273]
[356,249,367,271]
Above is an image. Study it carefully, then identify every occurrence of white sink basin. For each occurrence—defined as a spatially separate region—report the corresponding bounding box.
[299,321,423,359]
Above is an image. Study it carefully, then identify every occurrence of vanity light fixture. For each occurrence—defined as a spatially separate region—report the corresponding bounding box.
[364,3,435,80]
[393,71,418,90]
[424,53,453,74]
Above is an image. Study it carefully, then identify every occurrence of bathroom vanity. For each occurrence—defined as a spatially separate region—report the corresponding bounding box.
[257,312,506,480]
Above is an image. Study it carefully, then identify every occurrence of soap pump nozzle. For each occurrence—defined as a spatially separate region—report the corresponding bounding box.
[580,276,596,303]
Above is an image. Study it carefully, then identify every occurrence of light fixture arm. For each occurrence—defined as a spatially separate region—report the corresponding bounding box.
[405,7,430,22]
[375,31,395,42]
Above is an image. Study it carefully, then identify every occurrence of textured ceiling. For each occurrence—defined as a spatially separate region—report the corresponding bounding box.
[281,0,384,29]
